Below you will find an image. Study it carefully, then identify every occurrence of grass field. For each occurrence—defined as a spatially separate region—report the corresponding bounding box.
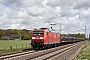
[0,40,31,49]
[0,40,31,55]
[77,40,90,60]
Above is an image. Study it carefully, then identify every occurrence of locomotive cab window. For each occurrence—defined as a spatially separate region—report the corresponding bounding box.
[33,31,44,36]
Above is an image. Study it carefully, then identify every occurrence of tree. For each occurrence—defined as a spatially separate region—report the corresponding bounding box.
[22,31,32,40]
[10,29,21,34]
[28,31,32,39]
[0,29,5,37]
[23,35,30,40]
[81,34,85,38]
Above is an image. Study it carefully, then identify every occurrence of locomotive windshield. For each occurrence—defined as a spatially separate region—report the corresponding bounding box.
[33,31,44,36]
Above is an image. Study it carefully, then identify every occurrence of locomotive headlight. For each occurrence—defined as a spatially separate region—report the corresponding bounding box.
[40,37,43,39]
[32,37,36,39]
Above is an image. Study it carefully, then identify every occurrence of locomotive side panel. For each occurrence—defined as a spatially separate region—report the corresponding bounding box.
[43,30,48,45]
[44,32,61,44]
[45,32,52,44]
[57,33,61,43]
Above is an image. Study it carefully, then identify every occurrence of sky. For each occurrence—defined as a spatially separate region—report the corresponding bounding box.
[0,0,90,36]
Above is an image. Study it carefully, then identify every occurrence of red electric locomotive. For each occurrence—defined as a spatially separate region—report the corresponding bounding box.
[31,28,61,49]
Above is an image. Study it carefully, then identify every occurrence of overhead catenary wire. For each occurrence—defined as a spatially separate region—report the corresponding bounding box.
[34,0,67,22]
[0,1,67,23]
[0,1,86,34]
[15,0,26,7]
[15,0,31,11]
[34,0,86,32]
[16,0,86,32]
[0,1,31,16]
[17,0,87,35]
[15,0,67,23]
[0,1,42,21]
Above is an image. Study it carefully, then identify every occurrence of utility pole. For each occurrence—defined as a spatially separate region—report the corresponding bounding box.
[89,34,90,40]
[85,26,86,39]
[60,26,62,34]
[87,33,88,40]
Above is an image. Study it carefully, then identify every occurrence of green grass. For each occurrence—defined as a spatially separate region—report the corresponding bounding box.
[0,40,31,55]
[0,40,31,49]
[76,40,90,60]
[0,48,24,55]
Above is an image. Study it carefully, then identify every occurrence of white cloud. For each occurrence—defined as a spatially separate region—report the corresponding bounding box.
[61,8,79,17]
[46,0,74,8]
[73,0,90,9]
[0,0,90,34]
[80,8,90,19]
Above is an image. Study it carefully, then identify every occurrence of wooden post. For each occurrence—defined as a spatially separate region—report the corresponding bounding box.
[10,46,12,50]
[29,44,30,48]
[22,44,23,49]
[5,46,6,51]
[26,44,27,48]
[16,45,17,49]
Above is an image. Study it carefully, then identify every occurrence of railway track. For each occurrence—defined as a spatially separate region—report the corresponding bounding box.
[26,41,86,60]
[28,43,78,60]
[0,41,86,60]
[0,50,35,60]
[47,41,86,60]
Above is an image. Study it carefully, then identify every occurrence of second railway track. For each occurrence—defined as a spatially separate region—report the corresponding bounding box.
[0,50,36,60]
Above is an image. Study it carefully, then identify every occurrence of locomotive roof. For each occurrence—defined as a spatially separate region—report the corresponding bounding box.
[33,28,49,31]
[40,28,48,29]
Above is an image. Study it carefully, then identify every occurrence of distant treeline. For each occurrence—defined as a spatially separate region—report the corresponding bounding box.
[0,29,32,40]
[61,33,85,38]
[0,29,85,40]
